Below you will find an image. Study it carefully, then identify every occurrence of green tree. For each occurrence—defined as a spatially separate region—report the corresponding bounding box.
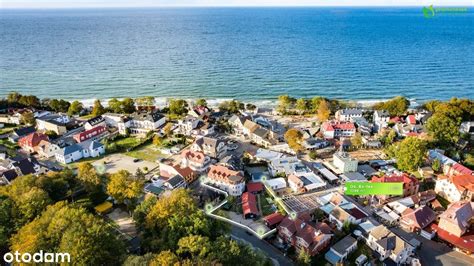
[92,99,106,116]
[426,113,461,145]
[246,103,257,111]
[20,112,35,125]
[351,132,363,149]
[10,202,125,265]
[195,98,207,107]
[317,99,331,122]
[0,196,14,250]
[168,99,188,117]
[296,98,308,114]
[432,158,441,173]
[277,95,294,114]
[284,128,304,152]
[390,137,427,172]
[108,98,122,113]
[122,98,136,113]
[107,170,143,206]
[7,92,22,105]
[373,96,409,116]
[67,100,83,115]
[19,95,41,108]
[49,99,70,112]
[150,251,179,266]
[311,96,324,113]
[77,162,101,192]
[153,135,163,146]
[296,250,311,266]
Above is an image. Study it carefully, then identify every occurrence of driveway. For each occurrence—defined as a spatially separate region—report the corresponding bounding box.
[92,153,159,174]
[231,226,294,266]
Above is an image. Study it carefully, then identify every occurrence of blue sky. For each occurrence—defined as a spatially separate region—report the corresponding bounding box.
[1,0,472,8]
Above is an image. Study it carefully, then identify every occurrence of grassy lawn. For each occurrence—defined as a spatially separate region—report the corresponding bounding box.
[259,193,276,216]
[113,137,144,149]
[125,143,163,162]
[0,139,19,150]
[0,126,16,135]
[346,242,381,266]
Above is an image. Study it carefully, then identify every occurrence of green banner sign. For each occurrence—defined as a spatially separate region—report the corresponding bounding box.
[344,182,403,196]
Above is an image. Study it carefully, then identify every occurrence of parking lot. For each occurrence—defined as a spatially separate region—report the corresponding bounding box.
[92,153,159,174]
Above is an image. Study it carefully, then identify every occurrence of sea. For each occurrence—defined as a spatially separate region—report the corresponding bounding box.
[0,7,473,106]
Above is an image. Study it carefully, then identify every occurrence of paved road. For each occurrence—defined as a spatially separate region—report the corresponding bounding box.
[390,227,474,266]
[231,226,294,266]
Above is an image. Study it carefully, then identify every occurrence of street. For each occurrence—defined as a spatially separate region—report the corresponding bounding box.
[231,226,294,266]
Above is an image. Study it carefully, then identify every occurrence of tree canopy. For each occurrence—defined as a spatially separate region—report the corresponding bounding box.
[284,128,304,152]
[373,96,409,116]
[387,137,427,172]
[92,99,106,116]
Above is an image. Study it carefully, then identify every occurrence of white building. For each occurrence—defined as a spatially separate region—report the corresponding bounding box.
[335,109,363,122]
[55,141,105,164]
[264,177,287,190]
[435,174,474,202]
[206,165,245,196]
[268,156,300,176]
[102,113,131,135]
[128,111,166,135]
[333,152,358,173]
[373,110,390,132]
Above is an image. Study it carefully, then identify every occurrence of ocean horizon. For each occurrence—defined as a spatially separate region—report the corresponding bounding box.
[1,7,473,102]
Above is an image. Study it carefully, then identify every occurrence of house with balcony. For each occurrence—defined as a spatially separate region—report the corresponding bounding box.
[321,120,356,139]
[335,108,363,122]
[366,225,414,264]
[277,214,333,256]
[36,113,69,135]
[192,136,227,159]
[206,164,245,196]
[180,149,211,172]
[128,111,166,135]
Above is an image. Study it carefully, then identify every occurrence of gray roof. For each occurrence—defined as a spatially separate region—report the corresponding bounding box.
[166,175,185,187]
[195,136,222,150]
[331,235,357,254]
[131,111,164,122]
[85,116,105,126]
[58,144,83,156]
[339,109,363,115]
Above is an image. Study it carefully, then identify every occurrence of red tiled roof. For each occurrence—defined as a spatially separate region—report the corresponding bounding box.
[407,115,416,125]
[401,206,436,229]
[448,174,474,192]
[431,223,474,253]
[73,125,106,143]
[18,132,48,148]
[348,208,368,220]
[452,163,473,176]
[264,212,285,226]
[322,121,355,131]
[371,173,419,185]
[246,182,264,193]
[242,192,258,216]
[208,165,244,184]
[181,149,207,164]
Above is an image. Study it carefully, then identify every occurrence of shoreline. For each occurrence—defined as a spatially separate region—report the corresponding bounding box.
[72,97,420,108]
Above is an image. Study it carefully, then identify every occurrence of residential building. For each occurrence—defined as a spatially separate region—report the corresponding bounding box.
[18,132,49,153]
[303,138,330,150]
[228,114,246,135]
[335,109,363,121]
[268,156,300,176]
[428,149,473,176]
[192,136,227,158]
[36,114,69,135]
[264,178,287,191]
[243,119,277,147]
[435,174,474,202]
[333,152,358,173]
[325,235,358,265]
[128,111,166,135]
[0,114,21,125]
[288,172,326,193]
[9,126,36,142]
[84,116,106,130]
[460,121,474,135]
[351,117,373,136]
[366,225,414,264]
[163,175,186,190]
[102,113,131,135]
[373,110,390,132]
[322,121,356,139]
[35,140,60,158]
[400,205,436,232]
[180,149,211,171]
[160,163,197,184]
[73,125,107,143]
[0,157,40,184]
[438,201,473,237]
[329,205,366,230]
[55,140,105,164]
[206,165,245,196]
[176,115,203,135]
[263,212,285,229]
[277,214,333,256]
[242,192,258,219]
[371,173,419,200]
